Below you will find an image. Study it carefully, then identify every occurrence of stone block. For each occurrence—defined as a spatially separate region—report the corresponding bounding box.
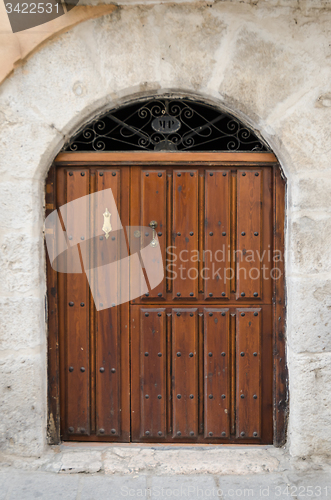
[0,297,44,350]
[287,277,331,353]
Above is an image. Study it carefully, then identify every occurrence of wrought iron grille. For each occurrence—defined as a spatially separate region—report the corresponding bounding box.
[63,98,269,152]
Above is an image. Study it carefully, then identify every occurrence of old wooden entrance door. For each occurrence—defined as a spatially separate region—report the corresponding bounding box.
[49,152,284,445]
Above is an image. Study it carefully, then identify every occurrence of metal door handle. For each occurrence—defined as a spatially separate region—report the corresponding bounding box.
[102,208,112,239]
[149,220,158,247]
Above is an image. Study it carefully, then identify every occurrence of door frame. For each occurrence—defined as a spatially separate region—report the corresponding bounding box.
[46,151,287,447]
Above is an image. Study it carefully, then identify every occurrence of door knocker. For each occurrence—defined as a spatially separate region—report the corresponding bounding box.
[102,208,112,239]
[149,220,158,247]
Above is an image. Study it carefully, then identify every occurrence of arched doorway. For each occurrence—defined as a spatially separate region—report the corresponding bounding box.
[46,96,286,445]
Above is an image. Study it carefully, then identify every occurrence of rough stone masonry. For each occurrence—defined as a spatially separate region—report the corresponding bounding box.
[0,0,331,470]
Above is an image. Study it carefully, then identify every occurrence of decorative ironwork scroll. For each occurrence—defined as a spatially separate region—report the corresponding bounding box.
[63,98,269,152]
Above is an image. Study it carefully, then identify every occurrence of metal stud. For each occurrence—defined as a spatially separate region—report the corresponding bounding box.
[158,395,162,399]
[209,293,213,297]
[190,312,194,316]
[221,431,226,437]
[100,303,103,308]
[209,432,213,436]
[81,172,85,177]
[177,431,181,436]
[99,172,103,176]
[253,292,258,297]
[80,367,85,372]
[145,232,149,237]
[69,366,74,372]
[145,430,150,435]
[255,172,259,176]
[189,352,193,357]
[190,431,194,436]
[190,394,194,399]
[99,367,105,373]
[158,352,162,357]
[240,352,245,357]
[254,232,259,236]
[253,394,257,399]
[177,232,181,236]
[177,394,181,399]
[158,232,162,237]
[241,292,245,297]
[99,428,105,434]
[241,232,246,236]
[158,311,162,315]
[145,394,149,399]
[242,172,246,177]
[209,394,213,399]
[177,352,181,357]
[221,352,226,357]
[177,173,181,177]
[222,312,225,316]
[223,172,227,177]
[254,312,258,316]
[111,368,116,373]
[111,429,116,434]
[190,232,194,236]
[177,292,181,297]
[69,236,73,240]
[81,236,85,240]
[69,302,74,307]
[222,394,226,399]
[145,293,149,297]
[177,312,181,316]
[158,431,163,436]
[112,172,116,176]
[253,431,258,437]
[210,172,213,176]
[145,352,149,356]
[253,352,258,357]
[68,427,74,433]
[190,172,194,177]
[111,236,115,241]
[99,236,103,240]
[145,312,149,317]
[222,292,225,296]
[241,312,245,317]
[158,173,162,177]
[241,394,245,399]
[190,293,194,297]
[209,312,213,317]
[222,232,226,236]
[69,172,73,176]
[81,428,86,434]
[80,302,85,307]
[209,232,213,236]
[146,173,149,177]
[208,352,213,357]
[240,431,245,437]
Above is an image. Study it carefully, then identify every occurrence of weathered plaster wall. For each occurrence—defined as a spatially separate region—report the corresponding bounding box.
[0,0,331,462]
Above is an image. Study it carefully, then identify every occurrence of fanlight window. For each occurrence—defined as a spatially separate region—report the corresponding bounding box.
[63,98,270,152]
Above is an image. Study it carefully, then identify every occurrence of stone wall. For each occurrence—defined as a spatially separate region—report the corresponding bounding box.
[0,0,331,461]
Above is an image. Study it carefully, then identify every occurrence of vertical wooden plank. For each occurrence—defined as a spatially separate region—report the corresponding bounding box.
[64,168,90,436]
[198,312,204,434]
[204,170,230,299]
[230,312,236,436]
[204,308,230,438]
[166,173,173,293]
[236,308,261,439]
[173,171,199,299]
[172,308,198,438]
[230,171,237,295]
[139,308,167,438]
[46,164,60,444]
[198,173,204,294]
[167,312,172,435]
[141,170,167,298]
[273,166,288,447]
[236,169,262,300]
[95,169,121,437]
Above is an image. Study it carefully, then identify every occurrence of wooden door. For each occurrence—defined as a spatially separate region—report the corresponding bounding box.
[130,165,273,443]
[50,154,284,444]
